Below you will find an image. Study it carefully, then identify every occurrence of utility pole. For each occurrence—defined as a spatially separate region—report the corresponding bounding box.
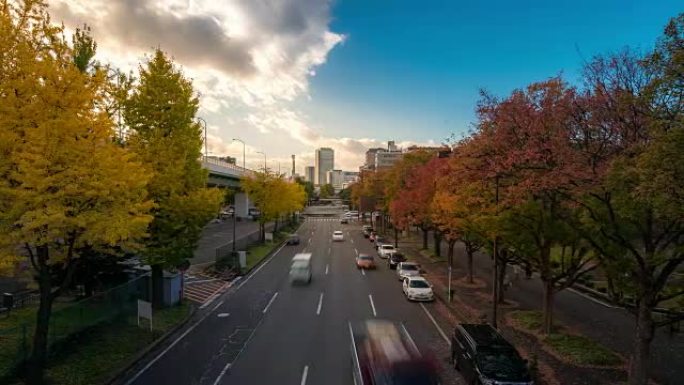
[232,138,245,169]
[492,174,500,328]
[291,155,296,177]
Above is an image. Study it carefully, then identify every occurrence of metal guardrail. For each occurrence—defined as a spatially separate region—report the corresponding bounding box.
[202,157,255,177]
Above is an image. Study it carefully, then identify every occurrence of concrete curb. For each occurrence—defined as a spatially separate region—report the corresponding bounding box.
[105,304,197,385]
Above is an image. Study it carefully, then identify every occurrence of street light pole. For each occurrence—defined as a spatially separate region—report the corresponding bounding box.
[256,151,266,172]
[232,138,245,169]
[197,117,207,161]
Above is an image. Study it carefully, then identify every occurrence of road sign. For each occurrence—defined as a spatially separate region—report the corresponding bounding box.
[137,299,153,331]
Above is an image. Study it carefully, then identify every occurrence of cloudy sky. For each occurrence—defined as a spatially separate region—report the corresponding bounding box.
[48,0,679,174]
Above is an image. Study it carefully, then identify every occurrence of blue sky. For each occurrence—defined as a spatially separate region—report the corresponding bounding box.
[302,0,681,144]
[55,0,682,172]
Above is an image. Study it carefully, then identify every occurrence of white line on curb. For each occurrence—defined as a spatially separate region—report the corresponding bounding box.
[263,292,279,313]
[316,293,324,315]
[212,300,224,312]
[420,303,450,344]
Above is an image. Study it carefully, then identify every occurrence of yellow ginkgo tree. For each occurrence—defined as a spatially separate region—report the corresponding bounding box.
[0,1,153,383]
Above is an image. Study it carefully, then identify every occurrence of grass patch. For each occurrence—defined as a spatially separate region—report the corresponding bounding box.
[546,333,622,367]
[6,302,191,385]
[244,221,301,270]
[509,310,622,367]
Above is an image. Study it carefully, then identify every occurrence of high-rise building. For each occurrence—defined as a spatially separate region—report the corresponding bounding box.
[326,169,344,191]
[314,147,334,186]
[305,166,315,183]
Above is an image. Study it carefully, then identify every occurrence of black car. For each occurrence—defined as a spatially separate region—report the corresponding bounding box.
[387,252,406,269]
[286,234,300,245]
[340,217,348,224]
[451,324,533,385]
[374,237,386,249]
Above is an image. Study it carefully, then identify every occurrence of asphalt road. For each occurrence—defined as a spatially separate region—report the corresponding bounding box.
[191,219,274,265]
[122,217,463,385]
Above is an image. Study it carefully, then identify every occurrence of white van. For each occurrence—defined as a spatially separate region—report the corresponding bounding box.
[289,253,312,284]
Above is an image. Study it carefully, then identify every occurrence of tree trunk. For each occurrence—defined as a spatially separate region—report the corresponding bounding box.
[422,228,428,250]
[542,280,554,334]
[447,240,455,301]
[393,227,398,248]
[433,232,441,257]
[28,246,53,385]
[274,217,279,233]
[151,263,165,309]
[497,260,507,304]
[466,250,474,284]
[629,300,654,385]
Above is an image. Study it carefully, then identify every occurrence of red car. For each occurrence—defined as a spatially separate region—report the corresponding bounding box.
[356,254,376,269]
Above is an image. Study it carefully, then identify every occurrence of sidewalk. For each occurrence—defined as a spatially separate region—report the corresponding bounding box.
[390,230,684,384]
[191,219,274,266]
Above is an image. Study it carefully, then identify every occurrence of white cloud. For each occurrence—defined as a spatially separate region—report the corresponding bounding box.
[47,0,430,175]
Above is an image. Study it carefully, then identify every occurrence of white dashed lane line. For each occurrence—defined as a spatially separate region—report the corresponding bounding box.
[262,292,278,314]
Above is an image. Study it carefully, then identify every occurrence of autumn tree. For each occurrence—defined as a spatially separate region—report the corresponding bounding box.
[123,49,223,308]
[0,1,153,382]
[319,183,335,198]
[572,20,684,382]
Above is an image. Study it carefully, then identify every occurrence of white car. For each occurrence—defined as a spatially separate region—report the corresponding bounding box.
[397,262,421,281]
[332,230,344,241]
[403,277,434,301]
[378,244,396,259]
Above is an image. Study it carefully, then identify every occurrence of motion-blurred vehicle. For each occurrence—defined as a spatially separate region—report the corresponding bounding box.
[451,324,533,385]
[286,234,300,245]
[396,262,420,281]
[333,230,344,241]
[341,217,349,224]
[378,244,396,259]
[289,253,312,284]
[248,208,261,219]
[362,225,373,238]
[387,252,406,270]
[356,254,376,269]
[402,277,434,301]
[369,232,377,242]
[349,319,439,385]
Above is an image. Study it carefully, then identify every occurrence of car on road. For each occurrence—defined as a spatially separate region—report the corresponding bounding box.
[340,217,348,224]
[248,208,260,219]
[402,277,434,301]
[332,230,344,241]
[397,261,421,281]
[286,234,300,245]
[369,232,376,242]
[362,225,373,238]
[289,253,312,284]
[451,323,533,385]
[373,236,386,249]
[377,244,396,259]
[356,254,376,269]
[387,252,406,269]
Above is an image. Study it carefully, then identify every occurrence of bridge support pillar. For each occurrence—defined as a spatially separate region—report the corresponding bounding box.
[234,192,250,218]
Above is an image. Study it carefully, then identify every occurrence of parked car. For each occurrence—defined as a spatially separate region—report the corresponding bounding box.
[403,277,434,301]
[340,217,348,224]
[248,208,261,219]
[378,244,396,259]
[387,252,406,270]
[451,323,533,385]
[362,226,373,238]
[356,254,376,269]
[373,237,386,249]
[397,261,420,281]
[369,232,376,242]
[332,230,344,241]
[286,234,300,245]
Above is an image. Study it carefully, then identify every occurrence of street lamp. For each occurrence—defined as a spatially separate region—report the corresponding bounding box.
[197,117,208,161]
[256,151,266,172]
[232,138,246,169]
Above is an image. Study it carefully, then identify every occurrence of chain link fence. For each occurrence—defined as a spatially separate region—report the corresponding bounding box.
[0,276,147,379]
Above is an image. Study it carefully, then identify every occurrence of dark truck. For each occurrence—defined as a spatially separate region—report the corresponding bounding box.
[349,320,439,385]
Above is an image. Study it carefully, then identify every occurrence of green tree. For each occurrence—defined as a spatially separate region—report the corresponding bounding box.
[319,183,335,198]
[123,49,223,308]
[0,1,153,382]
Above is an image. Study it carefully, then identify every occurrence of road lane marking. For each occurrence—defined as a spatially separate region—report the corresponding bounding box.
[361,268,366,276]
[420,303,450,344]
[368,294,377,317]
[212,300,224,312]
[217,313,230,318]
[300,365,309,385]
[234,243,286,292]
[262,292,279,314]
[351,238,354,244]
[328,247,331,254]
[212,363,231,385]
[316,293,324,315]
[354,248,358,255]
[325,264,329,275]
[124,319,202,385]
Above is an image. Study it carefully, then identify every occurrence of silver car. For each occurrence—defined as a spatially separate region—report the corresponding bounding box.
[397,262,420,281]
